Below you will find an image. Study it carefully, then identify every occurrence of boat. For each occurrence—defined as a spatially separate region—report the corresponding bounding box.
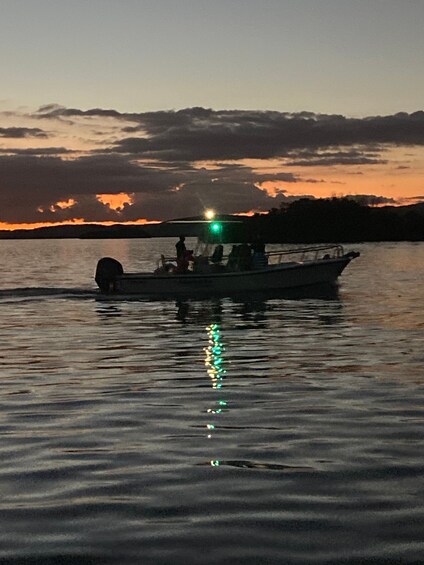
[94,240,360,298]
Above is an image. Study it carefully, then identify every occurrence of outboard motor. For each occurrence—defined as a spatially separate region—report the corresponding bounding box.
[95,257,124,293]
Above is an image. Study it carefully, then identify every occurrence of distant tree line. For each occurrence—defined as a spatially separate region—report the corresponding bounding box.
[1,197,423,242]
[233,198,424,243]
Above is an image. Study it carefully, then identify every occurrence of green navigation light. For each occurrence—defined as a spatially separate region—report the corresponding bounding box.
[211,222,221,233]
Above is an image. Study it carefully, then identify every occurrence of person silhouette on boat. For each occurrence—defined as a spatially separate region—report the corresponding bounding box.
[211,244,224,264]
[176,236,186,259]
[251,236,265,254]
[251,236,268,269]
[227,245,239,270]
[239,243,252,270]
[176,249,193,273]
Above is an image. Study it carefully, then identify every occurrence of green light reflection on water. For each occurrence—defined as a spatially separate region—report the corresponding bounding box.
[204,322,228,445]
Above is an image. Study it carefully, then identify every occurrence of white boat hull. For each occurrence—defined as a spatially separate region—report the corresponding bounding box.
[97,256,355,298]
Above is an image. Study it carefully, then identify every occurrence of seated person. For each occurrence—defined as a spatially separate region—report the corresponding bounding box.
[251,237,268,269]
[176,249,193,273]
[227,245,239,270]
[238,243,252,270]
[211,244,224,264]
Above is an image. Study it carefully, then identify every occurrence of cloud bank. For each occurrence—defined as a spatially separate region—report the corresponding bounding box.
[0,106,423,224]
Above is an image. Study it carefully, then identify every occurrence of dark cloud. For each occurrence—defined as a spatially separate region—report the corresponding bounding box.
[107,111,420,168]
[0,147,73,156]
[345,194,396,206]
[0,127,48,139]
[36,104,65,114]
[0,106,422,224]
[35,106,424,161]
[0,152,171,193]
[35,104,124,120]
[35,195,124,223]
[0,152,283,222]
[285,148,386,166]
[117,179,284,222]
[400,196,424,203]
[38,107,423,160]
[111,109,424,162]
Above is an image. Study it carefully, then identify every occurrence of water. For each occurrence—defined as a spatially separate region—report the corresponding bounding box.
[0,239,423,564]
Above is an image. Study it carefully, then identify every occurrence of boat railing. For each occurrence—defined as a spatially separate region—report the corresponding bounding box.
[266,244,344,265]
[157,244,344,272]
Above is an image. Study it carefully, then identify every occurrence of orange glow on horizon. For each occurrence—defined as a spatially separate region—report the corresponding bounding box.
[0,219,158,231]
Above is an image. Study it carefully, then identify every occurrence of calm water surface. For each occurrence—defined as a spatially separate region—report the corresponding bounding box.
[0,239,423,564]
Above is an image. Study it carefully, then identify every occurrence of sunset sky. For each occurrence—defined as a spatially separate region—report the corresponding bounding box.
[1,0,423,229]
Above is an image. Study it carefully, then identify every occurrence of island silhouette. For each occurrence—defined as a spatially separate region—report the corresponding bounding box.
[1,198,423,242]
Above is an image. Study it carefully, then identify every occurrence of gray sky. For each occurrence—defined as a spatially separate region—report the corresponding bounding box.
[1,0,423,115]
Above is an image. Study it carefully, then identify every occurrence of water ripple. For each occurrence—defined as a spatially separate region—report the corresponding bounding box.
[0,240,423,563]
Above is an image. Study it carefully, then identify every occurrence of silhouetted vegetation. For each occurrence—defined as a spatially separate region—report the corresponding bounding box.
[79,225,150,238]
[0,198,423,242]
[245,198,424,243]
